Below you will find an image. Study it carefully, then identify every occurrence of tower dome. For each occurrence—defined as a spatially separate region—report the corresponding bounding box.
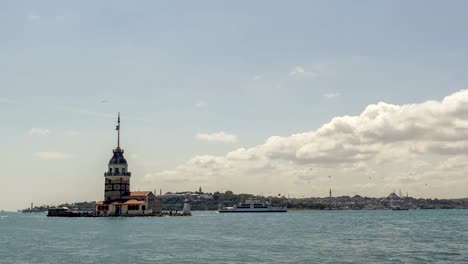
[109,147,127,165]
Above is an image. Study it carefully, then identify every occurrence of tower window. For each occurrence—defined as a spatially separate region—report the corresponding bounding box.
[115,168,120,174]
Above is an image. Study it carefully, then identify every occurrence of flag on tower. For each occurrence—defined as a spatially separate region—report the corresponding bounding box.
[116,113,120,130]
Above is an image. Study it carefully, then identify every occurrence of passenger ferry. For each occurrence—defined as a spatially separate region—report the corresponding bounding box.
[218,199,287,213]
[47,207,94,217]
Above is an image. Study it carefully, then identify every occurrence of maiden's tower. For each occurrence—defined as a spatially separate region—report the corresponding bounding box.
[95,113,162,216]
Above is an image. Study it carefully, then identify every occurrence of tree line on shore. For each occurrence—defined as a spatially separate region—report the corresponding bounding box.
[20,190,468,212]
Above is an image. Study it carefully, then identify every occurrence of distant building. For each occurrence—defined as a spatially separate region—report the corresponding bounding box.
[386,192,400,200]
[96,113,162,216]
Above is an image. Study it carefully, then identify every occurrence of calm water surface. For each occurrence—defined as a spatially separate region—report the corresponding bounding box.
[1,210,467,263]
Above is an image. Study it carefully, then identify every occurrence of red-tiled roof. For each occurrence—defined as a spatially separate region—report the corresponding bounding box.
[122,199,144,205]
[106,199,145,205]
[96,201,109,205]
[129,191,150,197]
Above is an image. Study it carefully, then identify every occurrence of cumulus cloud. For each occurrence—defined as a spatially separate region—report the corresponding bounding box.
[289,64,324,78]
[34,152,72,160]
[29,128,50,136]
[289,66,305,76]
[195,131,238,143]
[143,90,468,198]
[195,101,206,108]
[324,92,341,99]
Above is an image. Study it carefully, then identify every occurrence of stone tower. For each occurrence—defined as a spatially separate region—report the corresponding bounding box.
[182,197,191,215]
[104,113,131,201]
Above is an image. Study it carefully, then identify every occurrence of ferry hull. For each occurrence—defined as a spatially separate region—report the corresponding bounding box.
[218,209,287,213]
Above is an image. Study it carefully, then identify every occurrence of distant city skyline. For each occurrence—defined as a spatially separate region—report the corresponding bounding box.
[2,1,468,210]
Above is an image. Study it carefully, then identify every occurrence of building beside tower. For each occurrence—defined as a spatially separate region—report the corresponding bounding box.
[96,113,162,216]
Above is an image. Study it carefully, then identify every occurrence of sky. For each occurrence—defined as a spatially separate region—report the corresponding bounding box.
[2,1,468,210]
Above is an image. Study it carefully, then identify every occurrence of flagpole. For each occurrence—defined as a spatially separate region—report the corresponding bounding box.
[117,112,120,148]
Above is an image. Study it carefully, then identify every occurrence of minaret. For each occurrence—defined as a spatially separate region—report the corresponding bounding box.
[329,188,332,198]
[104,113,131,201]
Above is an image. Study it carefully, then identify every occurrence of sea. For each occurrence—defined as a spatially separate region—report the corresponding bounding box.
[1,210,467,264]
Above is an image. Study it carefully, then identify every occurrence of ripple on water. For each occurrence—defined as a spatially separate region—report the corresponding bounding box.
[0,210,467,263]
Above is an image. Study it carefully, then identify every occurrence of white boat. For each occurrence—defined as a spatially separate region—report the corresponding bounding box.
[218,199,287,213]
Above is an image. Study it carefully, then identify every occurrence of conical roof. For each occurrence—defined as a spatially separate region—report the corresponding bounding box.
[109,147,127,165]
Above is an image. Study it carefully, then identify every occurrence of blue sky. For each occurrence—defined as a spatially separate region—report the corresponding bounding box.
[2,1,468,210]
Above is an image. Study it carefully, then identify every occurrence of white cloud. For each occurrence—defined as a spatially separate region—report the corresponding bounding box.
[289,64,324,78]
[253,75,262,81]
[289,66,305,76]
[323,92,341,99]
[34,152,72,160]
[195,101,206,108]
[29,128,50,136]
[27,15,40,21]
[142,90,468,198]
[195,131,238,143]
